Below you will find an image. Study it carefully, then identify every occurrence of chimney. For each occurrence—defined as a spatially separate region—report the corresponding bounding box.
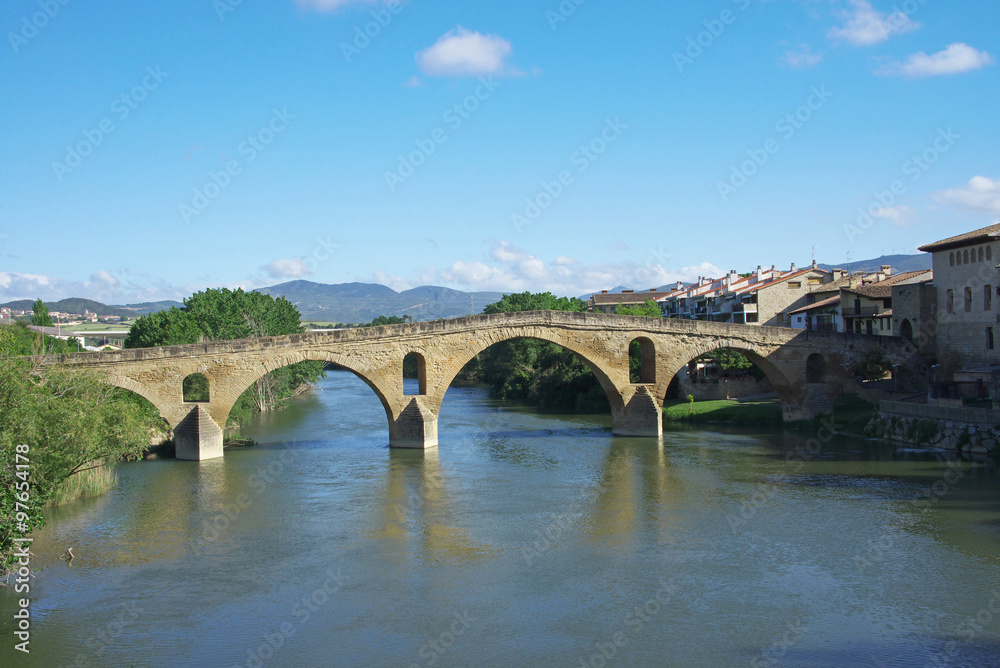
[881,264,892,277]
[601,290,608,294]
[675,281,683,291]
[849,275,858,290]
[622,289,633,294]
[649,288,657,292]
[756,265,764,280]
[790,262,797,272]
[811,259,817,269]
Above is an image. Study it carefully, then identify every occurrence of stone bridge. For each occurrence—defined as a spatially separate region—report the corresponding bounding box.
[41,311,913,460]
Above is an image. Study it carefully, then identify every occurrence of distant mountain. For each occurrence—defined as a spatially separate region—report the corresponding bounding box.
[818,253,931,274]
[256,281,506,323]
[0,298,145,318]
[112,300,185,316]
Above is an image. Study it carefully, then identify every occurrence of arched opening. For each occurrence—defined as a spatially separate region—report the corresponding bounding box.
[183,373,210,403]
[403,352,427,396]
[445,336,620,418]
[900,319,913,343]
[806,353,826,383]
[629,337,656,384]
[670,347,774,405]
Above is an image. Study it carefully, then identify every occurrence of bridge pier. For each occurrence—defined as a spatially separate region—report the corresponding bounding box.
[612,386,663,438]
[174,405,224,461]
[390,398,439,449]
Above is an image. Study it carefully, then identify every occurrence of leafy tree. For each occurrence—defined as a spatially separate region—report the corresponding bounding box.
[125,289,325,425]
[0,359,162,574]
[483,291,587,314]
[615,300,661,317]
[1,322,80,356]
[31,298,52,327]
[697,348,754,371]
[858,348,893,382]
[459,292,607,413]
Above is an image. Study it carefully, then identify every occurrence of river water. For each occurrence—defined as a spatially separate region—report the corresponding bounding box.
[3,371,1000,667]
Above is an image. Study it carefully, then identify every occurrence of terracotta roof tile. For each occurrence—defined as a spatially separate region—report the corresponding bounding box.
[918,223,1000,253]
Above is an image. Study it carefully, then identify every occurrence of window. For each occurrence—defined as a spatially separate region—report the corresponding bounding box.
[965,287,973,312]
[787,281,801,289]
[986,285,993,311]
[950,252,955,266]
[989,327,995,351]
[964,249,970,263]
[807,277,823,285]
[979,247,985,262]
[989,246,993,261]
[946,289,954,313]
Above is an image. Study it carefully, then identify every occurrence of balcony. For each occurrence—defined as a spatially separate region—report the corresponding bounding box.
[733,303,758,314]
[842,307,880,317]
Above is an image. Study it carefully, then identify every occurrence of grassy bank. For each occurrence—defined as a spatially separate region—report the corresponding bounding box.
[663,394,878,434]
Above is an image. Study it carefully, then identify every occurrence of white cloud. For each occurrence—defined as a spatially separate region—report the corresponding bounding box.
[261,258,313,279]
[90,270,120,289]
[416,27,514,77]
[370,241,722,297]
[876,43,993,78]
[828,0,918,47]
[784,46,822,68]
[872,205,914,226]
[935,176,1000,216]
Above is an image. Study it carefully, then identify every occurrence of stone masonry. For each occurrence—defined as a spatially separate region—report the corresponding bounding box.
[39,311,914,460]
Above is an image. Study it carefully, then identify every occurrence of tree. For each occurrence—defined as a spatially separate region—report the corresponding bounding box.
[459,292,607,413]
[615,300,661,317]
[858,348,893,382]
[31,298,52,327]
[124,289,325,424]
[0,359,162,574]
[483,291,587,314]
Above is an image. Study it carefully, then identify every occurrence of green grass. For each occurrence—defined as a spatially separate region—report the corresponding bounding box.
[663,398,784,427]
[48,463,118,506]
[662,394,878,433]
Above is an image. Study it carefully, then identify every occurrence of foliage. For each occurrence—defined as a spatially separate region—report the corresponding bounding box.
[695,348,753,371]
[0,358,163,574]
[0,322,82,356]
[458,292,607,413]
[364,315,412,326]
[614,300,661,317]
[31,298,52,327]
[124,288,325,426]
[857,348,893,382]
[482,291,587,314]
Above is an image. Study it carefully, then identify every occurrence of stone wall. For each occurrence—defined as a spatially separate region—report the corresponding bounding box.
[678,375,774,401]
[865,413,998,454]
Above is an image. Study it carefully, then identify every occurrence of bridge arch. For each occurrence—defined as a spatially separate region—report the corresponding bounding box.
[103,374,179,426]
[431,329,627,416]
[664,341,794,404]
[217,349,398,433]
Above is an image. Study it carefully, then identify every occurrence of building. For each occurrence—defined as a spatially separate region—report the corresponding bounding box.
[917,223,1000,398]
[892,277,936,354]
[786,267,931,335]
[657,262,834,326]
[588,289,674,314]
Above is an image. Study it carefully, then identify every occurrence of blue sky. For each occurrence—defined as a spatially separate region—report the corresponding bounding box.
[1,0,998,304]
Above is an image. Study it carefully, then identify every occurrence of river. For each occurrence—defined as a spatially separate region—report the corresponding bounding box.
[3,370,1000,667]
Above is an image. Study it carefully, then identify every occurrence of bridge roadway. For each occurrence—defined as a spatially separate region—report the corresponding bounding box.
[39,310,913,460]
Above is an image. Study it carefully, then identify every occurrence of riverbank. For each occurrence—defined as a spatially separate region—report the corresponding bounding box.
[662,394,878,436]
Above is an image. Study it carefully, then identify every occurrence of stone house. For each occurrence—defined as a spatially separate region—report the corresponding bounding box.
[587,289,673,314]
[917,223,1000,398]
